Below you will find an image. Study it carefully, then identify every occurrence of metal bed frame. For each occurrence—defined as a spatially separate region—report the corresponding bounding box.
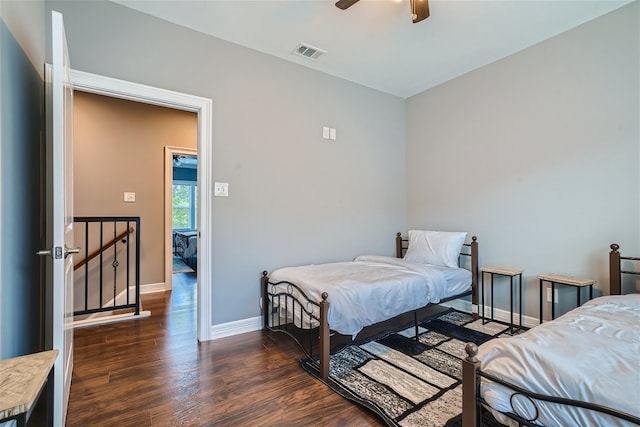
[461,243,640,427]
[262,232,479,379]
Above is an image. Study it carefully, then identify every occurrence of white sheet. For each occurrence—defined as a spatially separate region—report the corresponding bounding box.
[268,255,471,338]
[477,294,640,427]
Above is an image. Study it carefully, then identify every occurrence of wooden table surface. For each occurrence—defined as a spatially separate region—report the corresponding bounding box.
[0,349,58,420]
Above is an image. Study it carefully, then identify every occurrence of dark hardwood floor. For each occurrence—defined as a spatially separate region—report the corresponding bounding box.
[66,272,383,427]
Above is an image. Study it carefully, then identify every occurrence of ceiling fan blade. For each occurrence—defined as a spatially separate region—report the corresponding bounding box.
[411,0,430,23]
[335,0,360,10]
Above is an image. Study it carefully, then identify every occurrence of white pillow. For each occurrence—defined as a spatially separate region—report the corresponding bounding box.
[403,230,467,268]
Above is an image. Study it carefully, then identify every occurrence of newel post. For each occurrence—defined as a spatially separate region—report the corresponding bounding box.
[396,232,403,259]
[319,292,330,378]
[462,342,481,427]
[609,244,621,296]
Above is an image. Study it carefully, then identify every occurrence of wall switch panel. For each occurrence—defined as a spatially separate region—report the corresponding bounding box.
[124,192,136,202]
[322,126,330,139]
[322,126,337,140]
[214,182,229,197]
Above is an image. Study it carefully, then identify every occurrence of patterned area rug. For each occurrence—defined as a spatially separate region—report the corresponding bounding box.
[301,310,513,427]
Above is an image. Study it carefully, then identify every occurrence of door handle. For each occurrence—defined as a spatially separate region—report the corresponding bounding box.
[64,246,80,258]
[37,248,54,258]
[37,246,79,259]
[37,246,63,259]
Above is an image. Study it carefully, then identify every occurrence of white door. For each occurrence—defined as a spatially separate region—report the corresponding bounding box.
[48,10,75,426]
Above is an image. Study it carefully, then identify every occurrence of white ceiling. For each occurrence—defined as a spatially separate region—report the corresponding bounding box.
[112,0,632,98]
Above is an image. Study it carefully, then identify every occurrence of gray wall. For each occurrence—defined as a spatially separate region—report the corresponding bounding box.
[0,0,46,358]
[49,1,407,326]
[45,1,637,329]
[406,3,639,320]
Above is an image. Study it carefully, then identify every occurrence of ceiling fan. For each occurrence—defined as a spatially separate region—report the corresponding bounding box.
[335,0,430,24]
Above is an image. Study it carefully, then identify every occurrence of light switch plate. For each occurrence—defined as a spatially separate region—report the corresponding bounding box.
[214,182,229,197]
[124,192,136,202]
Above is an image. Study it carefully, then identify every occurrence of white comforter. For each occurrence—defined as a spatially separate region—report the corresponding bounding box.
[269,255,471,338]
[478,294,640,427]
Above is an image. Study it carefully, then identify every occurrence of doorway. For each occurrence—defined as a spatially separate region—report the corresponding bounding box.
[71,69,213,341]
[165,147,198,291]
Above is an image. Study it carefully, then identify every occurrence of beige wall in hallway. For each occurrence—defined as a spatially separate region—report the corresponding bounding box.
[73,91,197,286]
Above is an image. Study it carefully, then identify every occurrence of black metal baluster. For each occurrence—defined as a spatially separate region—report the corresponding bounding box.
[99,221,104,308]
[135,218,140,315]
[112,221,118,307]
[126,220,130,306]
[84,221,89,312]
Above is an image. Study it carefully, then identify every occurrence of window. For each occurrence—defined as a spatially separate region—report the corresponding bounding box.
[172,180,197,230]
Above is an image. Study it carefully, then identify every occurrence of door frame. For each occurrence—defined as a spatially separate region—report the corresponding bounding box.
[70,69,213,341]
[164,146,198,290]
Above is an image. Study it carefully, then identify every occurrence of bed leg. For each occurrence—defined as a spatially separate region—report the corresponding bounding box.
[462,343,481,427]
[319,292,330,378]
[261,271,269,330]
[471,236,479,320]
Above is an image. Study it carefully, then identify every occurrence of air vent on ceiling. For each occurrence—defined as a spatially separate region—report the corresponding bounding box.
[292,42,326,61]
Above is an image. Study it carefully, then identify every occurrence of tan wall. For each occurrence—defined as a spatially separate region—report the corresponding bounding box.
[73,91,197,286]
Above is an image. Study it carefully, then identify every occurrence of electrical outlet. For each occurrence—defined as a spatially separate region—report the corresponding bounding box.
[546,288,559,303]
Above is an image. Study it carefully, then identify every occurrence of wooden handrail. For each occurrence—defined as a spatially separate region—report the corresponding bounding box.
[74,226,135,271]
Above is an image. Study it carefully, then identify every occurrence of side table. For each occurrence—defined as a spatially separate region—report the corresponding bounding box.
[537,273,595,322]
[0,350,58,427]
[480,266,524,334]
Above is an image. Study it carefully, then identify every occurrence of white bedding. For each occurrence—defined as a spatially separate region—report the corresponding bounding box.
[183,235,197,258]
[478,294,640,427]
[268,255,471,338]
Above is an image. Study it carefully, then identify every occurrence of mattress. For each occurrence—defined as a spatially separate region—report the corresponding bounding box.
[268,255,472,338]
[477,294,640,427]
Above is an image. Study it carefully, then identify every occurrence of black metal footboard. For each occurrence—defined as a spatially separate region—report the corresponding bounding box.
[261,271,323,361]
[261,268,476,380]
[462,344,640,427]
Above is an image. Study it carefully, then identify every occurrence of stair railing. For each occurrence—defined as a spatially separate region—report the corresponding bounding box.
[73,216,141,317]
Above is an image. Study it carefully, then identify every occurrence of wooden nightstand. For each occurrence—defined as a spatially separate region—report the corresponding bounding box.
[537,273,595,322]
[480,266,524,334]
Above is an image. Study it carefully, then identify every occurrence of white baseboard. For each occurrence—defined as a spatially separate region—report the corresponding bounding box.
[73,310,151,328]
[441,300,540,329]
[209,316,262,340]
[141,282,166,294]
